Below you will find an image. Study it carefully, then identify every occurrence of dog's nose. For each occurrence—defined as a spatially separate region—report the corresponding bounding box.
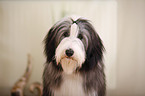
[65,49,74,57]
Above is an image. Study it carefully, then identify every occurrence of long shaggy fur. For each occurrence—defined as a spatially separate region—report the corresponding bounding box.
[43,16,106,96]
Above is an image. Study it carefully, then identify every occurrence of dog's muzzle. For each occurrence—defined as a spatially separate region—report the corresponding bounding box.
[55,37,86,74]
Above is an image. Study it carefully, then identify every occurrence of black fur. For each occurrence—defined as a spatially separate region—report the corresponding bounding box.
[43,17,106,96]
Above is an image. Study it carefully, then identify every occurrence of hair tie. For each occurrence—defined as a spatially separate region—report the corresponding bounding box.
[73,20,77,24]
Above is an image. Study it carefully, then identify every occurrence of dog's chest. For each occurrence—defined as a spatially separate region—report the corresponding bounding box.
[54,73,86,96]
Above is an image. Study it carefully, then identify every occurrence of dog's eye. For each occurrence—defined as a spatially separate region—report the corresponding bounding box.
[78,34,83,40]
[63,32,69,37]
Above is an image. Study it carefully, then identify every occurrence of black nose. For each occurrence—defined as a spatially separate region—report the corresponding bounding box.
[65,49,74,57]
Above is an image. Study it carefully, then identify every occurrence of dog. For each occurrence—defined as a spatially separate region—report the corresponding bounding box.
[43,16,106,96]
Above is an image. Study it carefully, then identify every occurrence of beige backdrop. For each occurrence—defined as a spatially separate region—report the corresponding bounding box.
[0,0,145,96]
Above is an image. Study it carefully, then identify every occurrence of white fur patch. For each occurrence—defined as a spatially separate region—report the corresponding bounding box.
[55,37,85,74]
[61,58,78,74]
[70,23,79,37]
[54,73,86,96]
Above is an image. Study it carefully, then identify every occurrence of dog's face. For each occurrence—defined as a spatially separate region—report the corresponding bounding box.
[55,23,86,74]
[44,17,104,74]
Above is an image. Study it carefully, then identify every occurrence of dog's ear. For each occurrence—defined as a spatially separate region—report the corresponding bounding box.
[84,31,104,70]
[89,32,104,62]
[76,19,104,71]
[44,27,56,62]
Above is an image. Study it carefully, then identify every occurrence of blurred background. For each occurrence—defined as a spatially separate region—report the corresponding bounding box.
[0,0,145,96]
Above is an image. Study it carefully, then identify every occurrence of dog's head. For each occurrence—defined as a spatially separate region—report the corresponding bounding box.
[44,16,104,74]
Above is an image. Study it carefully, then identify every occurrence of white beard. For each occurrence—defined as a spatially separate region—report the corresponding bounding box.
[60,58,78,74]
